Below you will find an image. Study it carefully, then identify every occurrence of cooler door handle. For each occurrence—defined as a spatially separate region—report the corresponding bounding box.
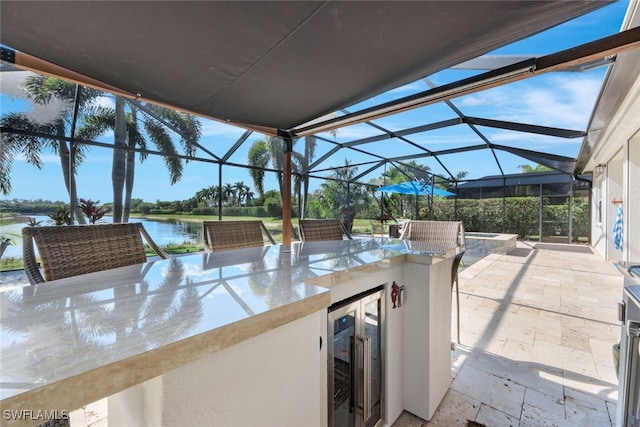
[349,335,355,414]
[361,336,372,422]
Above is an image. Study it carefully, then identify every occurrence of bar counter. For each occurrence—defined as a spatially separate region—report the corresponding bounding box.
[0,238,457,426]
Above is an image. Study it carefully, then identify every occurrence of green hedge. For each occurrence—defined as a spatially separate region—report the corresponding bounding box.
[191,205,294,217]
[149,208,177,215]
[423,197,589,240]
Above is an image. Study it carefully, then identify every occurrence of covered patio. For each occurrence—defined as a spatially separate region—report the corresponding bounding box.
[1,1,639,427]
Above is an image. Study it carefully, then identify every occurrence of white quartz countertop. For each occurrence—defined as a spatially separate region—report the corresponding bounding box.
[0,238,457,416]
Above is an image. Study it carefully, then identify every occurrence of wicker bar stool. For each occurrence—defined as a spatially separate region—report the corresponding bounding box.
[22,223,169,285]
[298,219,352,242]
[202,220,275,252]
[451,249,465,344]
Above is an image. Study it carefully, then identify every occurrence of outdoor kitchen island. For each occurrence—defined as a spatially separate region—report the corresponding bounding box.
[0,238,458,427]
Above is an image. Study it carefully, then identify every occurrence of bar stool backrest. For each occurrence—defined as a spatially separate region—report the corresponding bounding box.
[298,219,352,242]
[202,220,275,252]
[400,220,465,248]
[22,223,169,284]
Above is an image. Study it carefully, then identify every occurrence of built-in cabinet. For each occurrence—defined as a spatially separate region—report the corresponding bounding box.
[109,310,327,427]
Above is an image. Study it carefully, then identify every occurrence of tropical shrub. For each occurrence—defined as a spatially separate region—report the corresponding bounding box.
[78,198,106,224]
[423,196,588,240]
[49,205,71,225]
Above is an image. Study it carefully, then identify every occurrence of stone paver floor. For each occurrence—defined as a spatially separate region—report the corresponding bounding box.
[393,241,623,427]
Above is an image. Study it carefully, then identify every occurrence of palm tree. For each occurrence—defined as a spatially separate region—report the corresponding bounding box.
[233,181,245,207]
[195,185,220,208]
[299,135,317,219]
[455,171,468,181]
[241,186,254,207]
[247,136,305,204]
[80,99,202,222]
[2,76,202,223]
[1,75,102,223]
[518,164,551,173]
[248,140,269,198]
[218,183,232,206]
[314,158,374,229]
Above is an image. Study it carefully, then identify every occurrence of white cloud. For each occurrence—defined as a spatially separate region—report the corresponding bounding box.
[200,119,248,137]
[316,123,381,141]
[489,130,582,150]
[457,73,603,130]
[92,95,115,109]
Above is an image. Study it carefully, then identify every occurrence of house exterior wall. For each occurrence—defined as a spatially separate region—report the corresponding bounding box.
[628,131,640,261]
[606,151,624,261]
[590,123,639,263]
[585,1,640,263]
[591,172,607,257]
[587,50,640,263]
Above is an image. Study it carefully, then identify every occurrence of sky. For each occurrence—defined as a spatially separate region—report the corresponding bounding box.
[0,1,630,205]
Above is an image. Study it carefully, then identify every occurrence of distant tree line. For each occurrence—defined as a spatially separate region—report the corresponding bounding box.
[0,199,69,215]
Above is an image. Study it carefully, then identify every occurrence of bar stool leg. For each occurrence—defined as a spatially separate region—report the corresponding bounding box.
[455,273,460,344]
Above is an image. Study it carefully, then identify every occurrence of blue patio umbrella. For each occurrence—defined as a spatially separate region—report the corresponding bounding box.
[376,180,455,197]
[376,180,455,219]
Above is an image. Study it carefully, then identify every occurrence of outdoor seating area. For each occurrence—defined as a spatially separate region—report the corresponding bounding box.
[1,1,639,426]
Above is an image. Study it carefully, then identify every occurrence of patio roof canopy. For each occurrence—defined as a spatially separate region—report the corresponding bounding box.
[0,1,608,135]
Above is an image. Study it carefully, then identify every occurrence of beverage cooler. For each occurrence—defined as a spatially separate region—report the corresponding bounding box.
[328,285,385,427]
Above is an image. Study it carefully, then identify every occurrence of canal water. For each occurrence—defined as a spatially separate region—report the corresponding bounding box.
[2,216,202,259]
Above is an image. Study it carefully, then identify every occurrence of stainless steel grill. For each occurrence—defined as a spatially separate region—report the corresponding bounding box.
[617,262,640,427]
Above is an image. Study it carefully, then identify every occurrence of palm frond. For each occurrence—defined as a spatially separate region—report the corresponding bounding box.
[144,120,182,184]
[143,104,202,159]
[77,105,115,139]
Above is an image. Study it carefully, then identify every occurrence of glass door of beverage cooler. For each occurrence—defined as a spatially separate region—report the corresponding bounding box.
[328,286,384,427]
